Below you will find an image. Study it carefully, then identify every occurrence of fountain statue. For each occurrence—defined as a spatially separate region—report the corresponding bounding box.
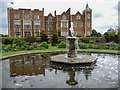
[67,22,77,58]
[50,22,97,64]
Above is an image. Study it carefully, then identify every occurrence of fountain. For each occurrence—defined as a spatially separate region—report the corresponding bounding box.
[50,22,98,64]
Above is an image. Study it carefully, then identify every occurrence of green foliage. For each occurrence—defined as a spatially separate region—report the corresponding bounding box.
[4,44,11,51]
[51,34,58,46]
[25,36,36,43]
[40,33,48,42]
[89,40,95,44]
[78,44,87,49]
[82,38,90,43]
[39,42,49,49]
[16,46,21,50]
[57,30,61,37]
[12,39,26,46]
[58,41,66,48]
[21,44,28,50]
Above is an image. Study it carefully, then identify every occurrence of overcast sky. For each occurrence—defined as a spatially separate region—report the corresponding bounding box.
[0,0,119,35]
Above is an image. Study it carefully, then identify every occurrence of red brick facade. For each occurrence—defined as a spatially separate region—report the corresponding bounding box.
[8,4,92,37]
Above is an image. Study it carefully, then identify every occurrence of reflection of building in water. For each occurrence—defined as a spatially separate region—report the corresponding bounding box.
[9,55,47,77]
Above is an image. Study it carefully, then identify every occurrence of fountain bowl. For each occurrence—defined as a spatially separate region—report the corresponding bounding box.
[50,54,98,65]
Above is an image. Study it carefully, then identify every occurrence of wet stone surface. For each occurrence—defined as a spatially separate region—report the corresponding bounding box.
[1,53,119,88]
[51,54,97,64]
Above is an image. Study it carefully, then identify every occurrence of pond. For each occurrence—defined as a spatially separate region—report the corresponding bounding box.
[1,53,119,88]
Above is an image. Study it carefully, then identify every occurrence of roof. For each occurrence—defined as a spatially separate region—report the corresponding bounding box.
[83,4,92,12]
[107,27,114,32]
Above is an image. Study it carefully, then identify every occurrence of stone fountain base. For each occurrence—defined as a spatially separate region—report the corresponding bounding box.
[50,54,98,65]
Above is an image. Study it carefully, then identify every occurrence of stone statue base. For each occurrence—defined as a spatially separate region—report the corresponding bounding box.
[67,37,77,58]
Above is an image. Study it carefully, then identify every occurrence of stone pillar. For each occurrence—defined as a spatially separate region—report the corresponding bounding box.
[67,37,77,58]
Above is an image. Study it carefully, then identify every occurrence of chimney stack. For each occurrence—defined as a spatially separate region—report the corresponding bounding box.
[42,8,44,11]
[54,10,56,16]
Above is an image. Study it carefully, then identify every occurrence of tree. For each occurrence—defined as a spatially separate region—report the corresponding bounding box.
[91,29,98,37]
[57,30,61,37]
[51,34,58,46]
[40,32,48,42]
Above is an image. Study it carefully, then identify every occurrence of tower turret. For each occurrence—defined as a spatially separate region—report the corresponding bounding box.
[83,3,92,37]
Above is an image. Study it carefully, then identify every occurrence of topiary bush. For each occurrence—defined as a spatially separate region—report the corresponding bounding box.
[58,41,66,48]
[51,34,58,46]
[39,42,49,49]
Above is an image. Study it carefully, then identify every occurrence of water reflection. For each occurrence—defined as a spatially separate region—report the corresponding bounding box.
[9,54,96,86]
[50,62,96,86]
[9,54,49,77]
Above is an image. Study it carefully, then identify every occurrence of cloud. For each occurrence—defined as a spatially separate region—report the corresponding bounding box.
[113,4,118,11]
[93,12,103,19]
[1,0,14,35]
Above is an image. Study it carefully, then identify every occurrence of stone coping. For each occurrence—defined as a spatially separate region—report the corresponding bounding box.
[0,50,120,61]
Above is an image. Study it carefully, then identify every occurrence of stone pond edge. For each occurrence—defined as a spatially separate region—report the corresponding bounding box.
[1,50,120,60]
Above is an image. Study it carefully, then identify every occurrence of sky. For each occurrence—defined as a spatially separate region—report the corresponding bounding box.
[0,0,119,35]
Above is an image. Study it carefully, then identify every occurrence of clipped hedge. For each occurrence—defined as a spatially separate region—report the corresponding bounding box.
[58,41,66,48]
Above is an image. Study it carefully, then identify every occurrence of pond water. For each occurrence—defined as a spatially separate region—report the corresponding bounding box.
[1,53,119,88]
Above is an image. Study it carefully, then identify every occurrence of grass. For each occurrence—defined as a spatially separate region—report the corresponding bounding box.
[1,46,119,57]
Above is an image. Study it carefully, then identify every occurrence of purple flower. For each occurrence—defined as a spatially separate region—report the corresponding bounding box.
[0,42,2,45]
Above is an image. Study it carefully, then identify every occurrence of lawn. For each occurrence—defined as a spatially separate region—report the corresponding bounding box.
[1,46,119,57]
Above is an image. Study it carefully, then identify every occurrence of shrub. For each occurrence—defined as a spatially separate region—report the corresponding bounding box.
[16,46,21,50]
[12,39,26,46]
[25,36,36,43]
[82,38,90,43]
[39,42,49,49]
[89,40,95,44]
[21,44,28,50]
[78,44,87,49]
[87,44,94,49]
[4,44,11,52]
[58,41,66,48]
[51,34,58,46]
[40,33,48,42]
[2,38,13,45]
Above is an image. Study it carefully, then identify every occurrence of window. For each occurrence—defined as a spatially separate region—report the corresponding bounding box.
[61,23,68,27]
[14,14,19,19]
[88,22,90,27]
[61,31,68,36]
[14,20,21,29]
[24,20,31,29]
[79,22,83,27]
[88,14,90,19]
[48,30,53,35]
[87,31,90,36]
[34,21,40,29]
[62,15,66,19]
[48,24,53,28]
[76,15,80,19]
[14,32,21,37]
[74,31,77,36]
[25,14,30,19]
[79,31,83,35]
[73,23,77,27]
[48,16,52,21]
[34,15,39,19]
[24,32,31,37]
[35,32,40,36]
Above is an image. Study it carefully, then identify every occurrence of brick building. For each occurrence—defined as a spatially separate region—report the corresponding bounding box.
[8,4,92,37]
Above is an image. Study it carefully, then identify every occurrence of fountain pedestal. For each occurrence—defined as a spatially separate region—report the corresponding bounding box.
[67,37,77,58]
